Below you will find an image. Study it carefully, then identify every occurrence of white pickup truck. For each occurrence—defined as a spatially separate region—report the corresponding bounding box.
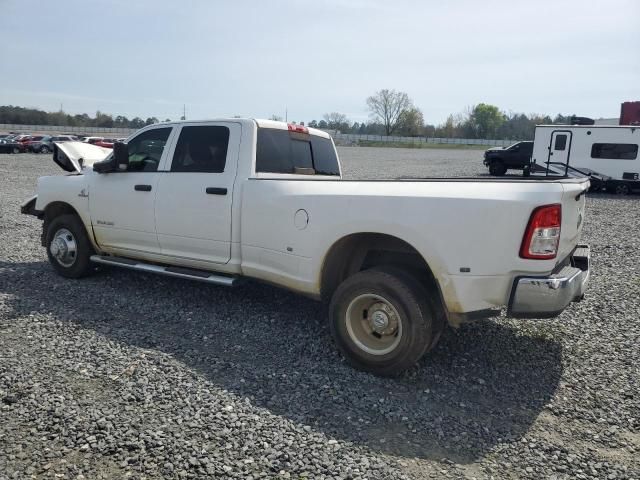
[21,119,591,375]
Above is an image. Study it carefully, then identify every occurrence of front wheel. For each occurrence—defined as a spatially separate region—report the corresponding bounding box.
[45,214,95,278]
[615,184,630,195]
[329,268,436,376]
[12,147,20,154]
[489,161,506,176]
[40,145,50,154]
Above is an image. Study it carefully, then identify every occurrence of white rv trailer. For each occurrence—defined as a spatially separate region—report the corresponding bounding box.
[531,125,640,194]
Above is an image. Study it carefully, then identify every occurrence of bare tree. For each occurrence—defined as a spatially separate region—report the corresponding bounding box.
[366,89,412,135]
[269,114,283,121]
[322,112,350,131]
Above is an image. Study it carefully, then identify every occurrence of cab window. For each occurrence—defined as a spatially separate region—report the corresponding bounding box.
[171,126,229,173]
[126,127,171,172]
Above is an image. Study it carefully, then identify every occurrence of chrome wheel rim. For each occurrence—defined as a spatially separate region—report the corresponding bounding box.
[345,294,402,355]
[50,228,77,267]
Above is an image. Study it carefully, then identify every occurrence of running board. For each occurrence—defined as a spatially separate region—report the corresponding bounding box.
[90,255,240,287]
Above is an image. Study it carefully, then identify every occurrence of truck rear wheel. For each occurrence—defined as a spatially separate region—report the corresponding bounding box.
[489,161,506,176]
[329,268,435,376]
[45,214,95,278]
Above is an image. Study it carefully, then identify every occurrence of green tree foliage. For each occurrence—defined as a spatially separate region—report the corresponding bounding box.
[466,103,505,138]
[397,107,425,136]
[129,117,145,129]
[0,105,165,130]
[0,103,576,140]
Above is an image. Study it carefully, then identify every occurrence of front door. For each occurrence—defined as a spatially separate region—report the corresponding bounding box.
[548,131,572,170]
[89,126,174,255]
[154,122,241,264]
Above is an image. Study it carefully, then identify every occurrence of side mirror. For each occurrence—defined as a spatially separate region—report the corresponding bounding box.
[93,141,128,173]
[113,142,129,171]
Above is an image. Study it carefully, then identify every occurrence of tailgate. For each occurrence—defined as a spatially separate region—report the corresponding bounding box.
[558,180,589,261]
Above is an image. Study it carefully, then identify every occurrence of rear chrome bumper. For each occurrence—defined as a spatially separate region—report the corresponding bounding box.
[508,245,590,318]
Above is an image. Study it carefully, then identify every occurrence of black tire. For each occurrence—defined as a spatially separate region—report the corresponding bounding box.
[12,147,20,154]
[40,145,50,154]
[45,214,95,278]
[329,268,435,376]
[489,161,506,176]
[615,184,630,195]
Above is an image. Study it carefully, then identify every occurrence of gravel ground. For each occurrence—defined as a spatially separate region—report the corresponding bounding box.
[0,148,638,480]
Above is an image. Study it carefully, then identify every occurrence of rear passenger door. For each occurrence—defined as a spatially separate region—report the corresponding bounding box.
[154,122,241,264]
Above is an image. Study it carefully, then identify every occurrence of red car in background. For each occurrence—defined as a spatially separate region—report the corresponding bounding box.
[93,138,115,148]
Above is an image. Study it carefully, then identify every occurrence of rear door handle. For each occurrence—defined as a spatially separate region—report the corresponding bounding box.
[134,184,152,192]
[206,187,227,195]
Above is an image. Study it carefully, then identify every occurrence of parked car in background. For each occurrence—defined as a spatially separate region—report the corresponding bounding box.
[0,138,28,153]
[82,136,104,144]
[27,136,54,153]
[483,141,534,175]
[15,135,33,144]
[93,138,115,148]
[51,135,78,143]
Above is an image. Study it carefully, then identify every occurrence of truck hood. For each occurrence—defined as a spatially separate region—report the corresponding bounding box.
[485,147,504,152]
[53,142,112,173]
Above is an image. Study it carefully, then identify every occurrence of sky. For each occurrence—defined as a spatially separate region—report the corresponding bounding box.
[0,0,638,125]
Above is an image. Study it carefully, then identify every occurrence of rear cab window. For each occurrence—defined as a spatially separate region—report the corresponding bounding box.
[255,127,340,177]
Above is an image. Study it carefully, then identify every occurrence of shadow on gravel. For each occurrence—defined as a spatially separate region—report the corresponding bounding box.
[0,260,563,464]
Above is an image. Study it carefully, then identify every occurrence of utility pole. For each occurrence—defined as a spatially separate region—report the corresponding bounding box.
[285,107,288,123]
[181,104,186,121]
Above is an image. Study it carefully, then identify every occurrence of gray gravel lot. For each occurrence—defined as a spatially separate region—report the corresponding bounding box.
[0,148,638,479]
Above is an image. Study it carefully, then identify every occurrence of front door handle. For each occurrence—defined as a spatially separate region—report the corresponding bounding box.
[206,187,227,195]
[134,184,152,192]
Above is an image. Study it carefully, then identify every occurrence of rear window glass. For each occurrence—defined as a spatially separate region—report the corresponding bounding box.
[590,143,638,160]
[256,128,339,176]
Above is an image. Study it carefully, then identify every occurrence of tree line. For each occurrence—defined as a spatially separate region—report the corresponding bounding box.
[0,105,167,130]
[297,90,574,140]
[1,91,575,140]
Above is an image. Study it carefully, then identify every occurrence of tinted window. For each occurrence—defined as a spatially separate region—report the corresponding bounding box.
[554,135,567,151]
[171,126,229,173]
[256,128,339,175]
[126,127,171,172]
[290,139,313,170]
[521,142,533,153]
[590,143,638,160]
[312,136,340,175]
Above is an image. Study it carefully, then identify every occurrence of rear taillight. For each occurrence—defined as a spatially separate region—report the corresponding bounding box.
[520,204,562,259]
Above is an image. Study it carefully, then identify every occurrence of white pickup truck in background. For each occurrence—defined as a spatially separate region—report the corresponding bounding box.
[21,119,591,375]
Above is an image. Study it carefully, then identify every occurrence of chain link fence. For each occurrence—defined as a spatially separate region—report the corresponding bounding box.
[330,132,516,147]
[1,123,518,147]
[0,124,137,136]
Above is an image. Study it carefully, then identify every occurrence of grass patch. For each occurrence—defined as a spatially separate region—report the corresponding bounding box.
[354,140,490,150]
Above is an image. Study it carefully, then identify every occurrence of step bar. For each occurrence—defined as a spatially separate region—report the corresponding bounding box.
[90,255,240,287]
